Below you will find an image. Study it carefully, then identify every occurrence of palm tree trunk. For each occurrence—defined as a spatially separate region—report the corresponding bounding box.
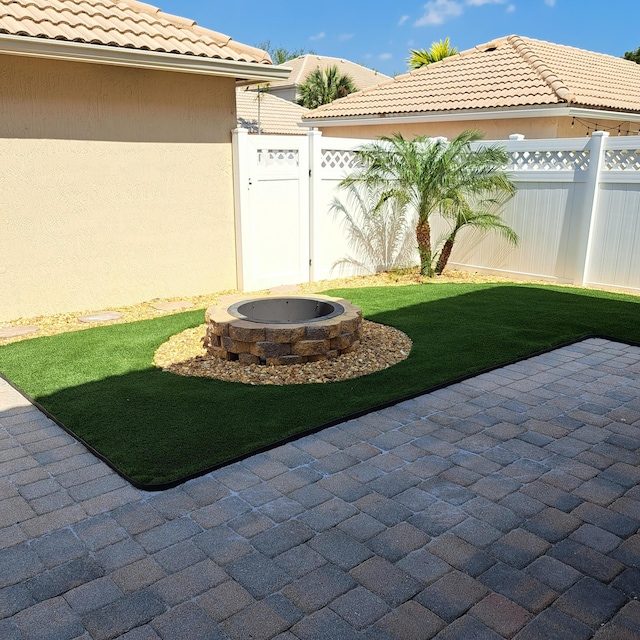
[435,236,455,275]
[416,218,432,277]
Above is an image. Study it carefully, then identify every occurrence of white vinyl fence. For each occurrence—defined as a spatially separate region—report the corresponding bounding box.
[232,128,640,293]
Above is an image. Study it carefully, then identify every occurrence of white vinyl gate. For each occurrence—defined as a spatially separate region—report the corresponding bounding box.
[233,131,310,291]
[233,128,367,291]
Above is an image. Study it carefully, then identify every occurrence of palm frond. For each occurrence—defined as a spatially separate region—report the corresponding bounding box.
[330,182,417,274]
[407,38,458,69]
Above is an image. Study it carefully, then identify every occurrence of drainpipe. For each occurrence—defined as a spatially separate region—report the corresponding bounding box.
[232,128,250,291]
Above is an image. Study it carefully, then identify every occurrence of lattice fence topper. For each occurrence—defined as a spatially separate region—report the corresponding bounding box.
[507,150,590,171]
[257,149,299,168]
[321,149,361,170]
[604,149,640,171]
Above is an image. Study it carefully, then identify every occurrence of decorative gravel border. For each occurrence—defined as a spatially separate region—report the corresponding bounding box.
[154,320,412,385]
[2,269,594,346]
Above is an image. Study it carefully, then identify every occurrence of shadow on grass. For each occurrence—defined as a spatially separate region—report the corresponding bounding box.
[2,284,639,487]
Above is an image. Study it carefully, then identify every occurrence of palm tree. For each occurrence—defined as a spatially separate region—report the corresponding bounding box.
[255,40,315,65]
[297,65,357,109]
[434,195,519,275]
[341,130,517,277]
[408,37,458,69]
[624,46,640,64]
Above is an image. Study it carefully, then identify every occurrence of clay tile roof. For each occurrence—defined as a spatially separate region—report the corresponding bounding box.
[236,89,309,135]
[0,0,271,64]
[268,54,390,91]
[303,35,640,120]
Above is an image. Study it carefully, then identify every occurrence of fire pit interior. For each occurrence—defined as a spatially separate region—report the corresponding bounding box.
[203,295,362,365]
[229,298,344,324]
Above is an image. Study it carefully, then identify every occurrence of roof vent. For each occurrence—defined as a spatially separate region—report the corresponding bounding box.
[477,40,501,52]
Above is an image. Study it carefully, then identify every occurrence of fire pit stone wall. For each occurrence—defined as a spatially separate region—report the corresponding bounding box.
[203,295,363,366]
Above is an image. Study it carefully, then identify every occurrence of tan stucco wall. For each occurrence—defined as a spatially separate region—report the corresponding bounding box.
[315,115,607,140]
[0,54,238,321]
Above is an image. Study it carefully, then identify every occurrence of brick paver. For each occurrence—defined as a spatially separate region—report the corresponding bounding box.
[1,338,640,638]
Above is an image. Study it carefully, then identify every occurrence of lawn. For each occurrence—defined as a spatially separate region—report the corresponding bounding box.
[1,283,639,488]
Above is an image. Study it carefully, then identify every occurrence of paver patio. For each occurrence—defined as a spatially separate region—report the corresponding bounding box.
[1,337,639,639]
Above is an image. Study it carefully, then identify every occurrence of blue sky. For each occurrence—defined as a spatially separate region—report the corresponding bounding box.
[157,0,639,77]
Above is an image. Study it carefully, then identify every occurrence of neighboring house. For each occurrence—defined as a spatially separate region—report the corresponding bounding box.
[236,89,309,134]
[302,35,640,139]
[0,0,288,321]
[250,54,390,104]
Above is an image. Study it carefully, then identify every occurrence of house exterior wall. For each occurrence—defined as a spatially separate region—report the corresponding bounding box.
[313,115,626,140]
[0,54,238,321]
[264,85,298,103]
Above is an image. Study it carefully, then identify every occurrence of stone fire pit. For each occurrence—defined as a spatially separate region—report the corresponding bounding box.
[203,295,363,365]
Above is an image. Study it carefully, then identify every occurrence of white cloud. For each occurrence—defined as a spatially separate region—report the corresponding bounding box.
[414,0,463,26]
[379,53,393,60]
[544,0,556,5]
[398,15,410,26]
[309,31,325,41]
[414,0,515,28]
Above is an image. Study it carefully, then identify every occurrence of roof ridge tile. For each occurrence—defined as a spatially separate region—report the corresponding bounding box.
[304,33,640,121]
[507,34,575,104]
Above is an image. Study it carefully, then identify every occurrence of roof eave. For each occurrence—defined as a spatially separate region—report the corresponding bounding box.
[0,33,292,82]
[301,105,640,127]
[242,81,297,90]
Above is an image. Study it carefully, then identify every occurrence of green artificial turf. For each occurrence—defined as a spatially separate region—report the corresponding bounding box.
[1,283,639,487]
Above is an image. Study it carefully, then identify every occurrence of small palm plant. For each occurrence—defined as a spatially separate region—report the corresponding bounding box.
[330,182,417,275]
[341,130,518,277]
[408,37,458,69]
[297,65,357,109]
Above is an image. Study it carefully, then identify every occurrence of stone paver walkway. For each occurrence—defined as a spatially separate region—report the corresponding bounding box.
[1,338,640,640]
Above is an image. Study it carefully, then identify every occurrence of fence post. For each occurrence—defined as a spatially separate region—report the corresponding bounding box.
[307,128,323,283]
[576,131,609,286]
[232,127,250,291]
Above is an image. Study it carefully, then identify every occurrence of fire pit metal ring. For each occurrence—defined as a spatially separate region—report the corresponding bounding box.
[228,298,345,324]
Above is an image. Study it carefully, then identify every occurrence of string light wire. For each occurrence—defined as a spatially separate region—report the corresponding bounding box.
[571,116,640,136]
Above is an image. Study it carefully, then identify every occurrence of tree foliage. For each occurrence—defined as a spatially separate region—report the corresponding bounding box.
[341,131,518,277]
[255,40,315,65]
[297,65,358,109]
[408,37,458,70]
[623,47,640,64]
